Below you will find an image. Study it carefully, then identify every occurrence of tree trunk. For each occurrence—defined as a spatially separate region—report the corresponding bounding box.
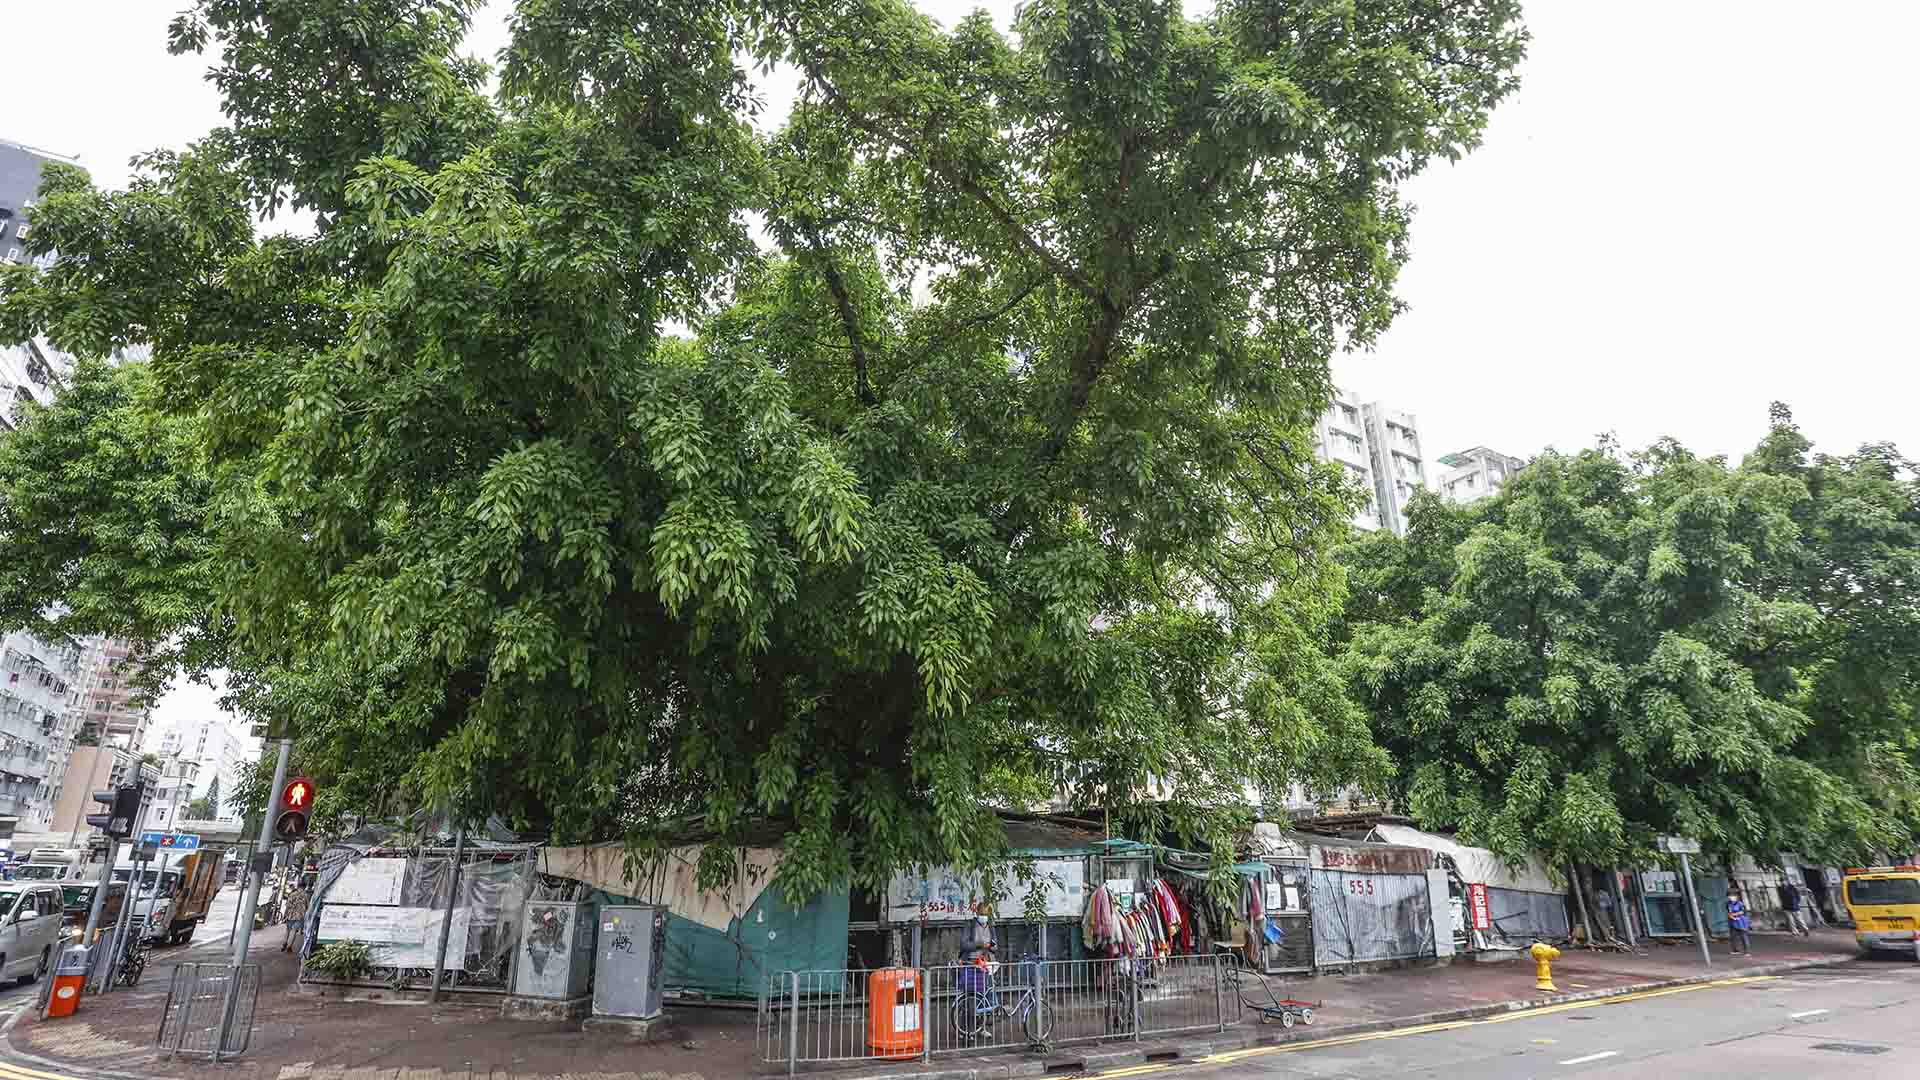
[1568,862,1594,946]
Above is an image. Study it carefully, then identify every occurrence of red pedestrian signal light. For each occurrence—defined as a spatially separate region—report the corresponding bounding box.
[280,778,314,810]
[272,777,317,842]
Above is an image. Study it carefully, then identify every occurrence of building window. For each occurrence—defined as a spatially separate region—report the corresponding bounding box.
[1339,404,1359,427]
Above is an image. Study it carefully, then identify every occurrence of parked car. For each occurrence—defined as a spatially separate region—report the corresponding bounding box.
[0,884,66,985]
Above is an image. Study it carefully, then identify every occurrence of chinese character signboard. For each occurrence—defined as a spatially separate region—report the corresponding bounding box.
[1468,883,1491,930]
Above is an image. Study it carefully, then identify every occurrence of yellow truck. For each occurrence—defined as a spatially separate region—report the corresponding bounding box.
[111,847,224,946]
[1841,865,1920,957]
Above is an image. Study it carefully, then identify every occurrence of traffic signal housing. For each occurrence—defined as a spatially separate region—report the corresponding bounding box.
[271,777,316,842]
[85,785,141,838]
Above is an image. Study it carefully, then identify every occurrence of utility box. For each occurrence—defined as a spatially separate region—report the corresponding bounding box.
[592,904,667,1020]
[513,900,597,1000]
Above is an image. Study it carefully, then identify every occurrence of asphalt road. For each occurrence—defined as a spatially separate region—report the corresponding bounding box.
[0,886,250,1009]
[1180,961,1920,1079]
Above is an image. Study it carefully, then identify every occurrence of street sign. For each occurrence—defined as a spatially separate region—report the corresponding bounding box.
[138,831,202,851]
[1658,836,1701,855]
[1468,882,1491,931]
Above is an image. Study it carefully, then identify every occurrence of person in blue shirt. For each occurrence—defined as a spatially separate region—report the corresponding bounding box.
[1727,888,1752,954]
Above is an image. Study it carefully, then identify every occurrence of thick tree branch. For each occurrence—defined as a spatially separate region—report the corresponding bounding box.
[791,58,1101,302]
[803,227,877,408]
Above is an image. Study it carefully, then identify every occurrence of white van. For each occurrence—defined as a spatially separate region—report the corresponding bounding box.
[0,885,65,984]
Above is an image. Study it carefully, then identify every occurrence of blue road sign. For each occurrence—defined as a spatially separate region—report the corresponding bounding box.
[138,831,202,851]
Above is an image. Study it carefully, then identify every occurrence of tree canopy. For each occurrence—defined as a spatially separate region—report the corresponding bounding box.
[0,0,1525,895]
[1340,413,1920,869]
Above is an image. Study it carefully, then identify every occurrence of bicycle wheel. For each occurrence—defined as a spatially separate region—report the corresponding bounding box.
[1021,994,1054,1044]
[1106,984,1136,1034]
[952,990,993,1042]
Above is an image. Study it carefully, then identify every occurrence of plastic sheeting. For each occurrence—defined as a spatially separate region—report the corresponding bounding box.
[1483,887,1570,947]
[1367,825,1561,894]
[578,880,848,1000]
[307,844,535,989]
[1307,870,1436,966]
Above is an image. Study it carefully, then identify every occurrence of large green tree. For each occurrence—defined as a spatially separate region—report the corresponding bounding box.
[1341,428,1920,869]
[0,0,1524,896]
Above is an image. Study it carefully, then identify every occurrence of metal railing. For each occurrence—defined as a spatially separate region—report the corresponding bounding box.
[757,954,1238,1073]
[156,963,261,1061]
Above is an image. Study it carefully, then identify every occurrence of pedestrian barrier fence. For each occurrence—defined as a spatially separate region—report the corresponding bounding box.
[157,962,262,1061]
[757,953,1241,1073]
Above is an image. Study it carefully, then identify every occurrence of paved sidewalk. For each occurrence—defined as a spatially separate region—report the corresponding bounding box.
[8,933,756,1080]
[4,930,1866,1080]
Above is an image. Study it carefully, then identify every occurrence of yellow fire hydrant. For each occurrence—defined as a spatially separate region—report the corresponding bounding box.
[1531,941,1561,992]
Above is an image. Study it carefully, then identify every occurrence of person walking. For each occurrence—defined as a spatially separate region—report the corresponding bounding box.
[282,881,311,954]
[1781,880,1811,936]
[1727,888,1753,954]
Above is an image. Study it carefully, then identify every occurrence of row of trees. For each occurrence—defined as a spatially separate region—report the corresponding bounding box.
[1337,410,1920,870]
[2,1,1913,890]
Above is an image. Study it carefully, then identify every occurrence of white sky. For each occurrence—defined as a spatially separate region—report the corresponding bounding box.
[9,1,1914,727]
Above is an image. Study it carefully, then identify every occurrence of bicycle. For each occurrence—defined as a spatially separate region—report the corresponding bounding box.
[112,924,148,988]
[952,950,1052,1047]
[1104,955,1146,1035]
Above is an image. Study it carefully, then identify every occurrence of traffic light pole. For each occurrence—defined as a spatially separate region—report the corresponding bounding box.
[230,738,291,967]
[79,837,117,953]
[215,737,290,1059]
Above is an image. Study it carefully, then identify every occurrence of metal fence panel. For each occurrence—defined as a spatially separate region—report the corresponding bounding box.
[1137,954,1234,1036]
[157,963,261,1061]
[758,955,1231,1070]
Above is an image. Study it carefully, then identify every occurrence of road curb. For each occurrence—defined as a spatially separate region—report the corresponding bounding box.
[828,956,1847,1080]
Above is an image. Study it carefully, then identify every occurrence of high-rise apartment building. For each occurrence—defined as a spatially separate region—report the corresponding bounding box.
[1438,446,1528,506]
[0,140,79,425]
[1362,402,1428,536]
[75,639,157,751]
[1310,392,1429,536]
[152,716,250,820]
[0,633,89,843]
[1311,391,1383,532]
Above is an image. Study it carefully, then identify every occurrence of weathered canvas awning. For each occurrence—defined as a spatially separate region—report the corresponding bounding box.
[1367,824,1559,893]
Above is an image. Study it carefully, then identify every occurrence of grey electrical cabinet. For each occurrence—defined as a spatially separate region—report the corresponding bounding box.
[513,900,597,1000]
[592,904,668,1020]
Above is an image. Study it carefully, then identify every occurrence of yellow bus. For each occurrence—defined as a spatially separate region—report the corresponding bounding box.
[1842,865,1920,957]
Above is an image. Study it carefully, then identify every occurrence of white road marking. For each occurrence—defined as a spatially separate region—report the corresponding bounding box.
[1559,1051,1618,1066]
[1790,1008,1830,1019]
